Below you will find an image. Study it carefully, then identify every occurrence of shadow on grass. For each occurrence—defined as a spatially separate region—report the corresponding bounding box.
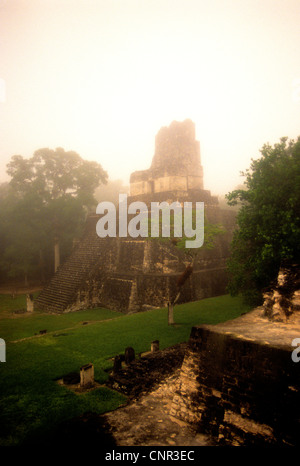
[22,412,117,447]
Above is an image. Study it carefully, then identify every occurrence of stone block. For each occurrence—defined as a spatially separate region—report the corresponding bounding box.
[80,363,94,388]
[113,355,123,375]
[125,347,135,365]
[151,340,159,353]
[26,294,34,312]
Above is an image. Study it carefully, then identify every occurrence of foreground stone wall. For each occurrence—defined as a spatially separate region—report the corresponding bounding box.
[170,310,300,446]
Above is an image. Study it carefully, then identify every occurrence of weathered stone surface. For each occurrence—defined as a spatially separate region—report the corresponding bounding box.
[26,294,34,312]
[106,343,186,399]
[113,355,123,375]
[170,309,300,446]
[125,347,135,365]
[151,340,159,353]
[263,263,300,322]
[80,363,94,388]
[35,209,234,314]
[130,119,204,196]
[103,369,216,447]
[103,303,300,446]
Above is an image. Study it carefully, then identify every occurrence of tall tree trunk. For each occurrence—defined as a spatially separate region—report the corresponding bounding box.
[54,238,60,273]
[168,302,174,325]
[168,291,181,325]
[168,263,194,325]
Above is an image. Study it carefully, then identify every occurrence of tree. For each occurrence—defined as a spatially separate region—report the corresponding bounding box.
[148,210,224,325]
[167,220,224,324]
[0,187,48,285]
[4,148,107,283]
[226,136,300,305]
[216,184,246,211]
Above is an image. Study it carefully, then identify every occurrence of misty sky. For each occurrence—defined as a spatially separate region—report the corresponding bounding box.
[0,0,299,195]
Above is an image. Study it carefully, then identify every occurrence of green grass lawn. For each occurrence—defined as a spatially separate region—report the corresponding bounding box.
[0,294,251,446]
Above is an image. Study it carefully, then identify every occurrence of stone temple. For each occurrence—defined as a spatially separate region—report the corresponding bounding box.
[130,118,204,197]
[35,119,236,314]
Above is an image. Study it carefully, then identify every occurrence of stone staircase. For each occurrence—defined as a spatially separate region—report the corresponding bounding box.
[35,216,102,313]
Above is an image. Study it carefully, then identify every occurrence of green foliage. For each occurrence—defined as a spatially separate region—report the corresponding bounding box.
[1,148,108,283]
[7,148,107,205]
[146,208,224,261]
[174,217,224,261]
[226,136,300,304]
[0,188,50,282]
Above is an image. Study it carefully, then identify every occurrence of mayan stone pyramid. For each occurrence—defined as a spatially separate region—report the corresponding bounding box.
[35,120,236,313]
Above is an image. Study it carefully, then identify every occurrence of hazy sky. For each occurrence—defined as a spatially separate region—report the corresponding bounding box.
[0,0,299,195]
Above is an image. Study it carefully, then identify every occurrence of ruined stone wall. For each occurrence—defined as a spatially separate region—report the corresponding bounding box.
[130,175,203,197]
[127,189,219,207]
[36,198,235,314]
[170,314,300,446]
[66,200,234,313]
[66,240,230,313]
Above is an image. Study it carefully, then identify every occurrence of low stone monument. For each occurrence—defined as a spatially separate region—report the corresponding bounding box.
[125,347,135,365]
[80,363,94,388]
[113,355,123,375]
[26,294,34,312]
[151,340,159,353]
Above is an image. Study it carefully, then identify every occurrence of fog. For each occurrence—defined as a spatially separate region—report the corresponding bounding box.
[0,0,299,195]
